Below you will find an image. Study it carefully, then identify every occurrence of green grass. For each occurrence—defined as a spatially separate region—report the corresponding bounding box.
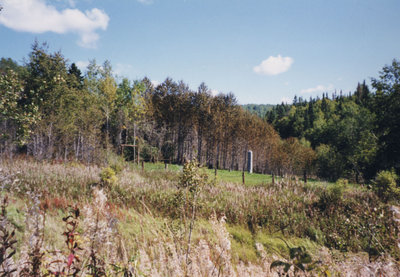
[208,168,274,186]
[135,161,343,188]
[255,232,320,258]
[227,224,321,263]
[133,162,183,172]
[135,162,283,186]
[228,224,258,263]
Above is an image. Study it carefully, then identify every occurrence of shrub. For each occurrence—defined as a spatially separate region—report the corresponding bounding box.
[100,167,118,187]
[317,181,345,213]
[105,151,126,174]
[178,159,208,193]
[316,144,344,181]
[372,169,400,202]
[178,159,209,267]
[140,143,161,163]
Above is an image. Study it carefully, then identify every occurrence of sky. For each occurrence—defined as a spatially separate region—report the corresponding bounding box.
[0,0,399,104]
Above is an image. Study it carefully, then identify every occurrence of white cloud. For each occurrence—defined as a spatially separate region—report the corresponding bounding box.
[300,84,334,94]
[0,0,109,48]
[253,55,294,76]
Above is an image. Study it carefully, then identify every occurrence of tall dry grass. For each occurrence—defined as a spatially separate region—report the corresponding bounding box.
[0,158,399,276]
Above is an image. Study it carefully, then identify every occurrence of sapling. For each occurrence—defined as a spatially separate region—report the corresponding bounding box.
[178,159,208,268]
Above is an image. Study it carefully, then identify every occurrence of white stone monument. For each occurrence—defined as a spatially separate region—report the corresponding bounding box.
[247,150,253,174]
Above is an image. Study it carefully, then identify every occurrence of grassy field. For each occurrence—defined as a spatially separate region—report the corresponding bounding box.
[0,157,398,276]
[134,161,322,186]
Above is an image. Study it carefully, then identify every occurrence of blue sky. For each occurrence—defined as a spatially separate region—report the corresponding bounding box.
[0,0,399,104]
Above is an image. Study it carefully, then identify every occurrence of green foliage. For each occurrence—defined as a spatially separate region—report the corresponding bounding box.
[104,151,126,174]
[317,181,346,213]
[228,225,254,245]
[0,69,38,146]
[372,169,400,201]
[116,78,146,122]
[316,144,344,181]
[139,140,161,162]
[256,233,319,257]
[265,74,391,183]
[100,167,118,187]
[2,41,400,188]
[372,59,400,175]
[178,159,208,193]
[242,103,274,118]
[304,226,324,244]
[0,58,26,80]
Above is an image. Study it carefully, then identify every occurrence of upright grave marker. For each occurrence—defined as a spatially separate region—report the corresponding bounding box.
[247,150,253,174]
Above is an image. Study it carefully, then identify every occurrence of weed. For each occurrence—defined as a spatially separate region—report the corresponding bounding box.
[0,196,17,275]
[19,192,46,276]
[45,207,83,275]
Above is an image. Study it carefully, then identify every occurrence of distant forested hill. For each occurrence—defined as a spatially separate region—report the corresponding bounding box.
[242,104,274,118]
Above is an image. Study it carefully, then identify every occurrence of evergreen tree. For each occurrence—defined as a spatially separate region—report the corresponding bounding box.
[371,59,400,175]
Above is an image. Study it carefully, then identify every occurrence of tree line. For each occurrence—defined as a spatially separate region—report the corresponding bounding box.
[242,104,274,118]
[2,42,398,183]
[0,42,317,180]
[266,60,400,182]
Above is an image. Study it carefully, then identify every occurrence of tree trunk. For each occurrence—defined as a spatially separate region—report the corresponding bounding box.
[133,123,136,163]
[216,143,220,169]
[197,128,202,164]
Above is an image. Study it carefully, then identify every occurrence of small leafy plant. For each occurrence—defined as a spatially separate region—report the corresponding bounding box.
[100,167,118,187]
[178,159,208,267]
